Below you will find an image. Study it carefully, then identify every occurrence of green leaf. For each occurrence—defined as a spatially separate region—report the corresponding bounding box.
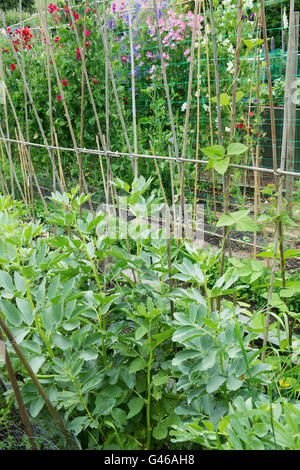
[213,157,230,175]
[48,275,61,300]
[0,299,22,326]
[20,340,41,354]
[28,355,45,374]
[200,348,218,371]
[15,298,34,326]
[226,376,243,391]
[135,325,148,341]
[51,303,64,327]
[78,347,98,361]
[14,272,26,295]
[206,375,226,393]
[95,397,116,416]
[227,143,248,156]
[129,357,147,373]
[68,416,92,435]
[201,145,225,159]
[283,249,300,259]
[111,408,128,427]
[0,270,14,292]
[236,91,244,103]
[220,93,230,106]
[216,214,234,227]
[152,422,168,440]
[152,372,170,387]
[127,397,144,419]
[30,397,44,418]
[52,332,72,350]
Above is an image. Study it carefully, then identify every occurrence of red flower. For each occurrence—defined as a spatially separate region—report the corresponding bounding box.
[91,78,98,84]
[236,122,243,129]
[56,95,62,101]
[54,36,59,43]
[2,48,9,53]
[10,63,16,71]
[124,98,128,105]
[249,111,255,117]
[62,78,67,87]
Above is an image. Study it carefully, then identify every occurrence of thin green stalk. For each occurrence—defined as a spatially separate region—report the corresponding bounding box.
[16,250,54,358]
[72,214,107,365]
[146,319,153,450]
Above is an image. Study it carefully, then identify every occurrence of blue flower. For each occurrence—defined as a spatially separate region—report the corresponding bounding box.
[108,19,115,30]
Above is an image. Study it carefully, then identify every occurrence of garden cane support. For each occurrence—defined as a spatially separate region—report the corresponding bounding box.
[0,315,77,450]
[0,327,37,450]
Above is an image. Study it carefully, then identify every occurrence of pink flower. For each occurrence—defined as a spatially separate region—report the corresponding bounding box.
[91,78,98,84]
[85,30,91,36]
[121,55,127,62]
[56,95,62,101]
[54,36,59,43]
[62,77,67,86]
[249,111,255,117]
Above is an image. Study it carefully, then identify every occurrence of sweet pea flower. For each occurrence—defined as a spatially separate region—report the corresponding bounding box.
[91,78,98,84]
[62,77,67,86]
[54,36,59,43]
[85,30,91,37]
[56,95,62,101]
[10,63,16,71]
[249,111,255,117]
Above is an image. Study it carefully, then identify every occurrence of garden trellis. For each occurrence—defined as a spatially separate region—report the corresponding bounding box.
[0,0,298,245]
[0,0,299,450]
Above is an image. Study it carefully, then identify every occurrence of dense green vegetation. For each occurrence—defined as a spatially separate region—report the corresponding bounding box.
[0,182,299,450]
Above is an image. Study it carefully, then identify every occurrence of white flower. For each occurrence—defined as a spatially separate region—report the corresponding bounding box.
[225,127,231,133]
[228,44,235,55]
[226,61,234,73]
[283,8,288,29]
[181,102,187,112]
[244,0,253,9]
[203,103,209,112]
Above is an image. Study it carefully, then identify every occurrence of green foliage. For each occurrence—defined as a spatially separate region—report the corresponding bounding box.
[0,0,35,12]
[0,184,299,450]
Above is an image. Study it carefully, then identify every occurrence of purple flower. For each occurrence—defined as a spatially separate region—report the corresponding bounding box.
[108,19,115,30]
[112,3,116,14]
